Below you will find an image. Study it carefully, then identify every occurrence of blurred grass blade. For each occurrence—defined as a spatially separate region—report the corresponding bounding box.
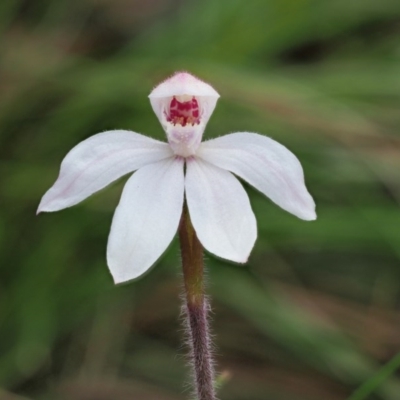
[348,353,400,400]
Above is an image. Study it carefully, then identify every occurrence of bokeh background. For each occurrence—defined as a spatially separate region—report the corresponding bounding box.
[1,0,400,399]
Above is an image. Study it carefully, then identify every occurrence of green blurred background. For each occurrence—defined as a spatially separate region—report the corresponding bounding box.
[1,0,400,399]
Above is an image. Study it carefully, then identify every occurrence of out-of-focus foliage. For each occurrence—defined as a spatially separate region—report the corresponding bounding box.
[1,0,400,399]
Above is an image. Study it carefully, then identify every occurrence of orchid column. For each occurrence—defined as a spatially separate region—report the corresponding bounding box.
[38,72,316,400]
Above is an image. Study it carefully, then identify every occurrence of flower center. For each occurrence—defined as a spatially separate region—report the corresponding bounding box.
[167,96,200,127]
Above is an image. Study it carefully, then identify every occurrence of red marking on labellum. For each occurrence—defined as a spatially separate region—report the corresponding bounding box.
[167,97,200,126]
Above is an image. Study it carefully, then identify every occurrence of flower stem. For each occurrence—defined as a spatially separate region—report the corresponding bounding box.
[179,203,216,400]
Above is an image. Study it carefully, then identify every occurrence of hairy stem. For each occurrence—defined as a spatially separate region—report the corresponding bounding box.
[179,203,216,400]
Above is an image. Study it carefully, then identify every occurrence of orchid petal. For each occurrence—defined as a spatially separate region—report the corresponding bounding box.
[38,130,173,213]
[185,158,257,263]
[107,157,184,283]
[197,132,316,221]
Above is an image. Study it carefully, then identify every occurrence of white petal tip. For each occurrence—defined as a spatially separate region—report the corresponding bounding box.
[108,265,137,285]
[232,252,250,263]
[36,202,60,214]
[111,275,129,285]
[36,203,49,215]
[37,192,65,214]
[220,252,250,264]
[110,269,147,285]
[298,208,317,221]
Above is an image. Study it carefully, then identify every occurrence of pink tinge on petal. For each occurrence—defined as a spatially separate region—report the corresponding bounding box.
[149,72,220,99]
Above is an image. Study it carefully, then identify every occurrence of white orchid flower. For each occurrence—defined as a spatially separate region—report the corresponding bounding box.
[38,72,316,283]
